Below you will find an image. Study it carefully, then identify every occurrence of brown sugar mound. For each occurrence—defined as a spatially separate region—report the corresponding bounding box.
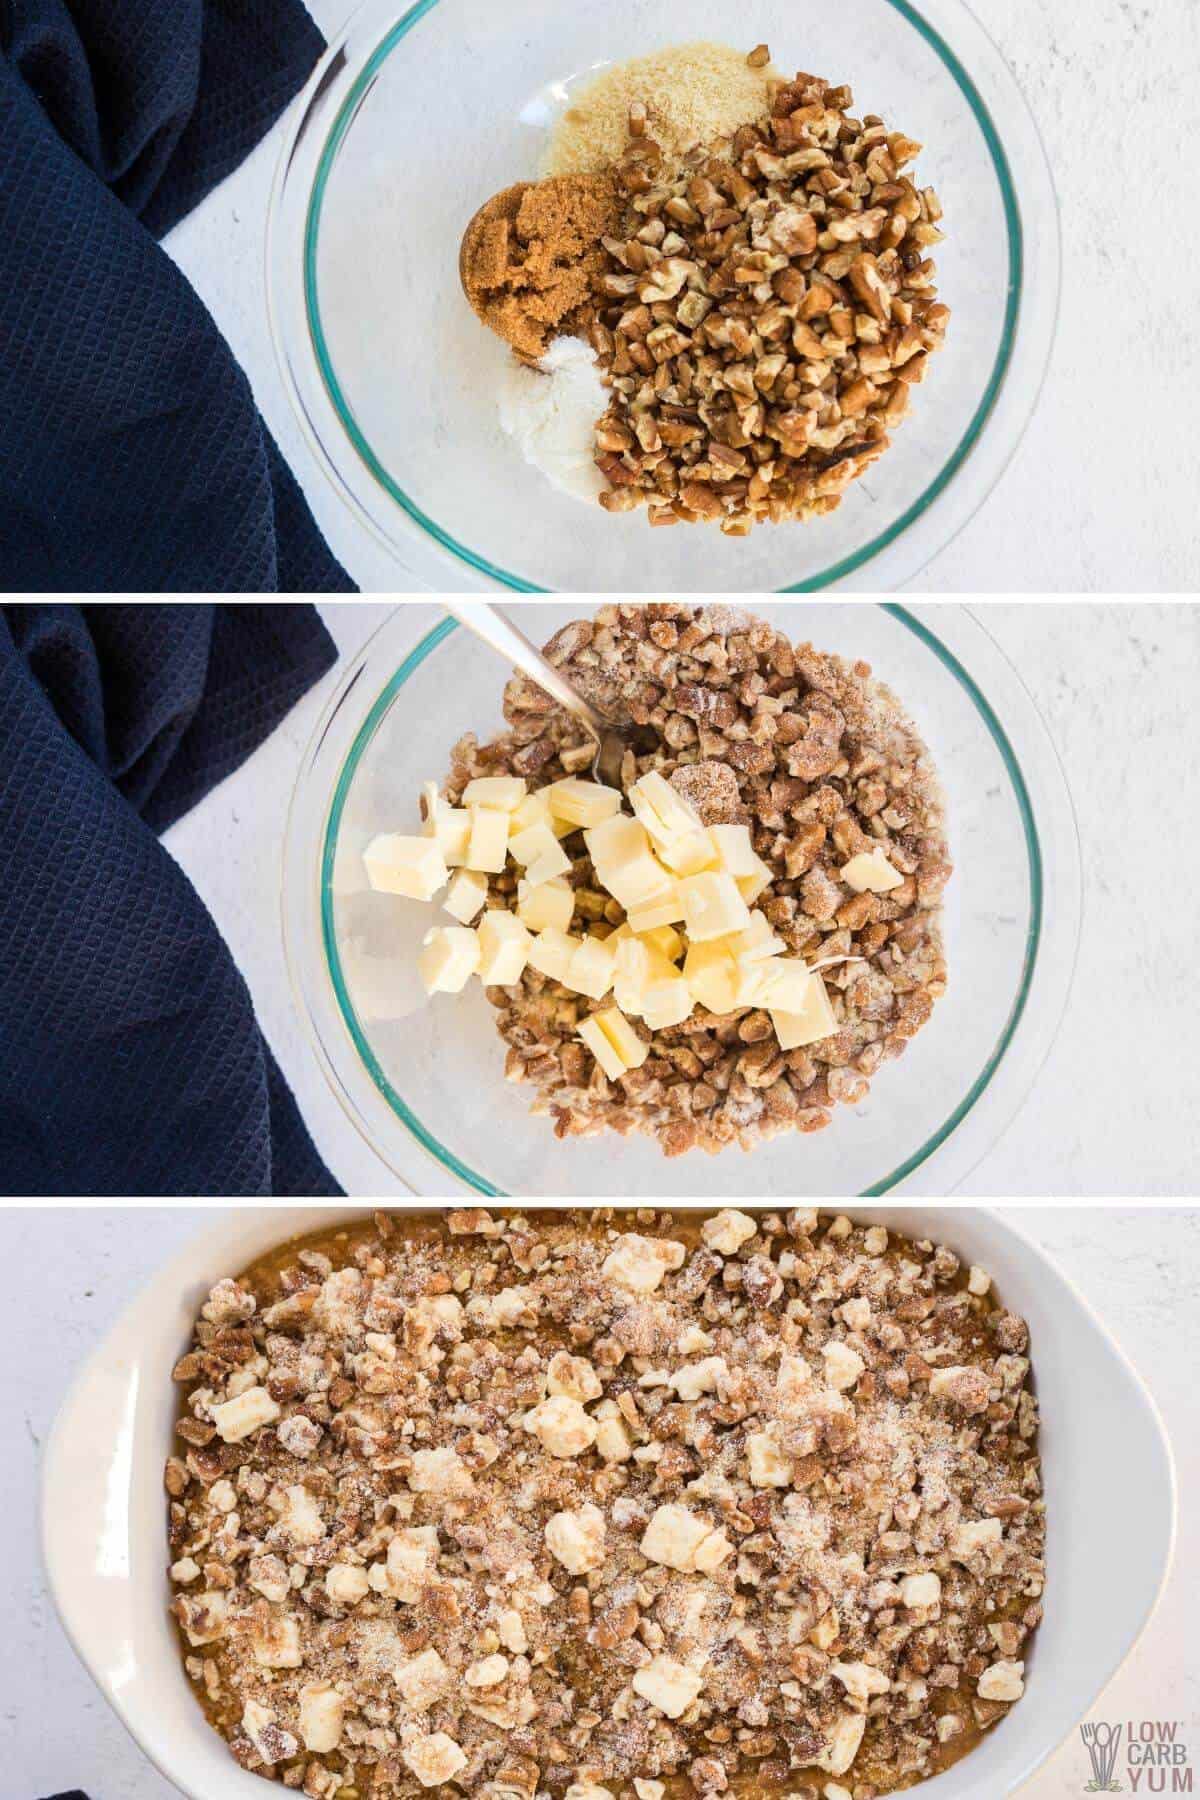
[459,172,618,359]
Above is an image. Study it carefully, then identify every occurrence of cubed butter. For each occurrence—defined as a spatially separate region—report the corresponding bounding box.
[466,806,511,874]
[657,828,719,878]
[736,856,773,904]
[684,941,739,1015]
[626,887,686,933]
[629,771,703,846]
[586,815,675,911]
[547,778,623,827]
[477,911,531,985]
[508,820,565,869]
[434,807,471,867]
[517,878,575,934]
[732,911,786,964]
[525,841,572,888]
[418,925,480,995]
[638,923,684,962]
[771,972,837,1049]
[841,849,903,893]
[566,935,615,1001]
[578,1005,648,1079]
[363,834,449,902]
[708,823,759,876]
[443,868,488,924]
[419,780,440,835]
[679,871,752,943]
[757,959,816,1013]
[526,928,581,984]
[462,775,527,812]
[639,976,694,1030]
[511,789,576,838]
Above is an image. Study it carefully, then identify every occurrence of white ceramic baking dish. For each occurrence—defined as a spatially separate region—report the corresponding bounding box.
[43,1208,1176,1800]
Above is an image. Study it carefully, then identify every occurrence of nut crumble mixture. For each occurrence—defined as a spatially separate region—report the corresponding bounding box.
[168,1209,1043,1800]
[446,604,949,1156]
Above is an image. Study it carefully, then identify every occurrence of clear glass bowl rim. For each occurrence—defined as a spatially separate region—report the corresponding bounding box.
[312,604,1045,1196]
[270,0,1061,592]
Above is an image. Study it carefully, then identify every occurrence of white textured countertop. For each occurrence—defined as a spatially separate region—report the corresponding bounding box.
[2,1205,1195,1797]
[157,600,1200,1200]
[163,0,1200,593]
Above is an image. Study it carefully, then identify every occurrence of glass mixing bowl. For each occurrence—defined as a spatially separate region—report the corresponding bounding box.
[267,0,1059,593]
[282,603,1081,1195]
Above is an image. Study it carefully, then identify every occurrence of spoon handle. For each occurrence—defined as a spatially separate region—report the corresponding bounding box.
[444,602,611,739]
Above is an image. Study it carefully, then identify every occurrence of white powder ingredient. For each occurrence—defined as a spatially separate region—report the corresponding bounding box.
[543,41,776,177]
[497,336,608,504]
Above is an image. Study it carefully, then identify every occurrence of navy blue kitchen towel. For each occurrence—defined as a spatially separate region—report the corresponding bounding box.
[0,0,355,592]
[0,602,343,1196]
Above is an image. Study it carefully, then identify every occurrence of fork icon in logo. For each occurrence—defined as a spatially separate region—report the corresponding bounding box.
[1081,1721,1124,1791]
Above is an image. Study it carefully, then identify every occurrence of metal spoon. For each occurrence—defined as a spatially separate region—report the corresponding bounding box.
[443,602,637,787]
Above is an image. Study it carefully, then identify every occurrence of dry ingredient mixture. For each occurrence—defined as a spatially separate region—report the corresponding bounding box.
[462,44,948,531]
[445,604,949,1158]
[167,1209,1044,1799]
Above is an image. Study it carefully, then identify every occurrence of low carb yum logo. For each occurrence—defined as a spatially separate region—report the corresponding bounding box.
[1083,1721,1193,1793]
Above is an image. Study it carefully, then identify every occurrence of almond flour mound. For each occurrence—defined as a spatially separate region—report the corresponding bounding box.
[167,1209,1044,1799]
[543,41,776,177]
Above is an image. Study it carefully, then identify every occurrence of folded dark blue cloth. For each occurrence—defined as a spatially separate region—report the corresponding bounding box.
[0,0,355,592]
[0,602,343,1196]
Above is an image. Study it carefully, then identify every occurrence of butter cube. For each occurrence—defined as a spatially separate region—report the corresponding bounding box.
[434,808,471,867]
[757,959,816,1013]
[419,926,480,994]
[613,937,651,1014]
[566,935,615,1001]
[629,771,703,845]
[736,856,773,904]
[466,806,510,874]
[597,1006,648,1070]
[364,834,449,901]
[443,869,488,924]
[732,911,786,964]
[626,887,686,933]
[771,972,837,1050]
[508,820,565,869]
[639,923,684,962]
[525,841,572,888]
[614,938,681,1016]
[477,911,531,985]
[733,958,776,1008]
[585,815,675,910]
[512,789,576,838]
[708,823,760,876]
[657,829,719,878]
[639,976,694,1031]
[419,780,441,834]
[684,941,739,1015]
[578,1014,625,1080]
[547,778,623,827]
[527,928,581,983]
[841,849,903,893]
[517,878,575,934]
[679,871,752,943]
[462,775,527,812]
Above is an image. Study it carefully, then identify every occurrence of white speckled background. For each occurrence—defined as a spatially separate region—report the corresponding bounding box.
[150,600,1200,1199]
[162,0,1200,592]
[2,1205,1196,1797]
